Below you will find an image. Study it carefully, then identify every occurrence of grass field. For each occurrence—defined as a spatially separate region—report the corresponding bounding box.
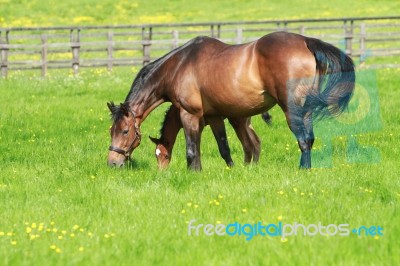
[1,1,400,265]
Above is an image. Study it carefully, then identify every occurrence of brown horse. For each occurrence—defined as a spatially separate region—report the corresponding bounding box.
[149,105,269,169]
[107,31,355,170]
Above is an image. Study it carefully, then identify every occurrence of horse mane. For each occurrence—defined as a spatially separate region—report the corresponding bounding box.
[124,37,207,103]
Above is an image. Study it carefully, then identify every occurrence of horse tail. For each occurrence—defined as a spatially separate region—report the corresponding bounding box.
[305,37,355,119]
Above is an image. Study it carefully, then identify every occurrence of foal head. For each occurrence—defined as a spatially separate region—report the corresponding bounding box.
[107,102,141,167]
[149,136,171,169]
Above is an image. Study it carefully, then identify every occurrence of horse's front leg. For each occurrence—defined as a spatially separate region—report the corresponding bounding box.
[180,109,204,171]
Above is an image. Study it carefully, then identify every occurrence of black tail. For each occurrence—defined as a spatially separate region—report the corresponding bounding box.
[305,37,355,119]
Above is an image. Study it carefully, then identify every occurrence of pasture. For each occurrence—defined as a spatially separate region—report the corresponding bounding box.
[1,0,400,265]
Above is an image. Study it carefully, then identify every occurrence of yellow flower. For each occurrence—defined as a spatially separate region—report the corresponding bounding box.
[218,195,224,199]
[79,246,85,252]
[70,233,75,238]
[30,235,36,240]
[194,204,199,208]
[104,234,110,238]
[11,241,17,245]
[50,245,57,250]
[55,248,61,253]
[181,209,186,214]
[6,232,13,236]
[281,238,288,243]
[242,208,247,213]
[26,227,32,234]
[58,235,63,240]
[278,191,284,195]
[293,188,298,192]
[186,202,192,207]
[277,215,283,221]
[61,230,67,235]
[0,232,4,236]
[300,192,305,196]
[73,225,79,230]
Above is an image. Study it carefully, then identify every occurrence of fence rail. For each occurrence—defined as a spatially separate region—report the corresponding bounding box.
[1,16,399,77]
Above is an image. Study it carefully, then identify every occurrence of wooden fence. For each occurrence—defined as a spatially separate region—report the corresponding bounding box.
[1,16,399,77]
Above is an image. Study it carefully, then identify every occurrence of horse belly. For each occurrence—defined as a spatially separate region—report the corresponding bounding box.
[203,86,275,117]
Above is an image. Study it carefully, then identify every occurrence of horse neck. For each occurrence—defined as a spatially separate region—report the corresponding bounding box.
[159,107,182,153]
[126,85,165,125]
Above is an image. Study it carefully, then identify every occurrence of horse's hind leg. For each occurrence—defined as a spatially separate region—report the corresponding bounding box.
[206,116,234,167]
[228,117,261,164]
[180,109,204,171]
[285,110,314,169]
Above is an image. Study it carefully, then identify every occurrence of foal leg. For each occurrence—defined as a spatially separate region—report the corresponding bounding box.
[206,116,234,167]
[228,117,261,164]
[180,109,204,171]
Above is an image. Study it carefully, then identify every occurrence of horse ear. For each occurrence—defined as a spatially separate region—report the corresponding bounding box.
[120,102,129,116]
[107,102,115,112]
[149,136,160,144]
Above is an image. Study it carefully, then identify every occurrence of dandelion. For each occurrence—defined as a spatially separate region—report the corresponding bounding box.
[374,236,379,240]
[281,238,288,243]
[6,232,13,236]
[87,232,93,237]
[52,228,58,233]
[79,228,84,232]
[79,246,85,252]
[31,223,37,228]
[309,193,313,196]
[11,241,17,245]
[30,235,36,240]
[216,221,222,224]
[215,201,220,206]
[277,215,283,221]
[104,234,110,238]
[194,204,199,208]
[58,235,63,240]
[293,188,298,192]
[70,233,75,238]
[186,202,192,207]
[26,227,32,234]
[300,192,305,196]
[61,230,67,235]
[73,225,79,230]
[242,208,247,213]
[0,232,4,236]
[50,245,57,250]
[50,221,55,226]
[55,248,61,253]
[218,195,224,199]
[278,191,284,195]
[181,209,186,214]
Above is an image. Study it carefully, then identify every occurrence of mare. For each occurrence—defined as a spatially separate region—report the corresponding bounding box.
[107,31,355,170]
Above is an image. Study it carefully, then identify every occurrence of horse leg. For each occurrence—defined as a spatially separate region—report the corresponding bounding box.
[228,117,260,164]
[180,109,204,171]
[285,110,314,169]
[206,116,234,167]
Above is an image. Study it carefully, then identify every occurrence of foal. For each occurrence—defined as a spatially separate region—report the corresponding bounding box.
[150,106,269,169]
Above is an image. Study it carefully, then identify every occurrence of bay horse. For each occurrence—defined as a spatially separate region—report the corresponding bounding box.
[107,31,355,170]
[149,106,271,169]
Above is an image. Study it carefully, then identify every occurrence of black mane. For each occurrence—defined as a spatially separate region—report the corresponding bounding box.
[124,36,208,104]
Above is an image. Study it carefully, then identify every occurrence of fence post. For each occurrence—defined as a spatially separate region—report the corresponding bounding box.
[41,34,48,77]
[235,27,243,44]
[172,30,179,49]
[344,20,354,56]
[70,29,80,75]
[107,31,113,71]
[360,23,366,64]
[0,30,9,78]
[142,27,152,65]
[299,25,305,35]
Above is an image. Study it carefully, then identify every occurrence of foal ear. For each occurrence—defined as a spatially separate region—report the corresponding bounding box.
[149,136,161,144]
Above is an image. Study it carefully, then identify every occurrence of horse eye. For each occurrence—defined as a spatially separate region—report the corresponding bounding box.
[122,129,129,135]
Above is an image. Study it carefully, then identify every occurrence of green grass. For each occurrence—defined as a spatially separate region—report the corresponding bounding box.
[1,1,400,265]
[0,67,399,265]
